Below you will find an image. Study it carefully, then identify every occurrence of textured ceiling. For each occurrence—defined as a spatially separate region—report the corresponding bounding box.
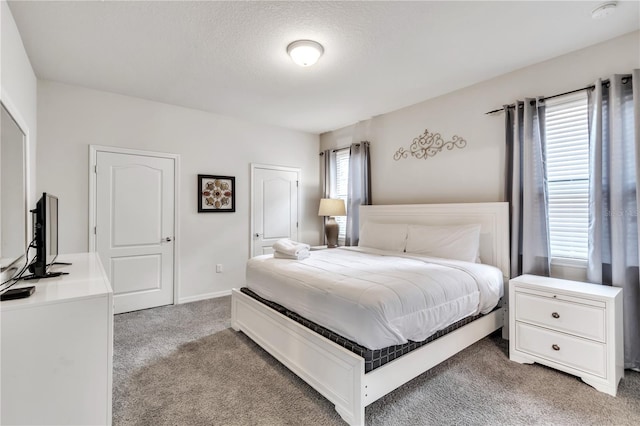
[7,1,640,134]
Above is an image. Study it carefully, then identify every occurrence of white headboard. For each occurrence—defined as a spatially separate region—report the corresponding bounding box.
[359,202,510,279]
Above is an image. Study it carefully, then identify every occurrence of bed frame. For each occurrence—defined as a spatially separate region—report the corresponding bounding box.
[232,202,510,425]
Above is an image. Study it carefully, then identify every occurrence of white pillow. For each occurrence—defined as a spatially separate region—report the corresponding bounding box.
[358,222,408,252]
[405,224,482,263]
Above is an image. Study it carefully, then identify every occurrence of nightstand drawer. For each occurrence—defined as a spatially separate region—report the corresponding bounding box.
[515,322,606,378]
[515,292,605,342]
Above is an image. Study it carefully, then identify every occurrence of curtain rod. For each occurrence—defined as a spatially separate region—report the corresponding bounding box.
[485,76,632,115]
[319,146,353,156]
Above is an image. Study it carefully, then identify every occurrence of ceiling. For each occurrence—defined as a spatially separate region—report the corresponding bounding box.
[7,1,640,134]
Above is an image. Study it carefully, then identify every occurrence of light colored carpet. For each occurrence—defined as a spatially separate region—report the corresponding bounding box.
[113,296,640,425]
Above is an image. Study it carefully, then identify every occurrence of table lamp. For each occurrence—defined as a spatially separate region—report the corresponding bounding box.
[318,198,347,248]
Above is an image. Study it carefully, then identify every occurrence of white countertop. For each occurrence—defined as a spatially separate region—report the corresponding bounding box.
[0,253,112,311]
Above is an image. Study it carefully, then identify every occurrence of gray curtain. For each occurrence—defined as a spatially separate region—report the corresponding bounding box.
[587,71,640,370]
[345,142,371,246]
[505,98,551,278]
[320,149,336,244]
[321,149,334,198]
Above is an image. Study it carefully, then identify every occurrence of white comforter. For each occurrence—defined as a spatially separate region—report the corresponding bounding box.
[246,247,504,350]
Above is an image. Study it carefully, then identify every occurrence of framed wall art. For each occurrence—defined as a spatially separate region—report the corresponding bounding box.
[198,175,235,213]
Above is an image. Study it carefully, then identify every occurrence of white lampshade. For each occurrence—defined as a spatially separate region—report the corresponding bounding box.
[287,40,324,67]
[318,198,346,217]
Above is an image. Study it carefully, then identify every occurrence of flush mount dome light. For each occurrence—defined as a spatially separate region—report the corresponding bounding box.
[591,1,617,19]
[287,40,324,67]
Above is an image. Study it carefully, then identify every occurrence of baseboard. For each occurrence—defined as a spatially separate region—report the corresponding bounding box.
[179,290,231,304]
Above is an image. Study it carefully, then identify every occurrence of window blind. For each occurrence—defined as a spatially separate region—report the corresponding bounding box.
[544,92,589,260]
[334,149,350,240]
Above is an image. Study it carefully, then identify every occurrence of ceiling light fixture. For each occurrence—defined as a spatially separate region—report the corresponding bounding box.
[287,40,324,67]
[591,1,617,19]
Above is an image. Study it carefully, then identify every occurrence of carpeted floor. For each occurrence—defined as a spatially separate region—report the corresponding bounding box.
[113,296,640,425]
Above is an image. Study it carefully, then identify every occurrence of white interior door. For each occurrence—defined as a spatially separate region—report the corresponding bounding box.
[251,165,300,257]
[95,150,175,314]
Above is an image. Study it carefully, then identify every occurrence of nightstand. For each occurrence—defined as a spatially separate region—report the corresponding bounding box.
[509,274,623,396]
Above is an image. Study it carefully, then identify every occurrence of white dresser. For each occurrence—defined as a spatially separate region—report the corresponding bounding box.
[1,253,113,425]
[509,274,623,396]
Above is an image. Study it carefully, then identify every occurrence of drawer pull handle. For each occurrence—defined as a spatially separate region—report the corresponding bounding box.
[552,344,560,351]
[551,312,560,319]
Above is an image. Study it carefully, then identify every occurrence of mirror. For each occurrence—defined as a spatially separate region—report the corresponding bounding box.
[0,101,28,284]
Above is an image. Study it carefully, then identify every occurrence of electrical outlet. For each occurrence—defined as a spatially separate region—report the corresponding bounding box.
[216,264,223,273]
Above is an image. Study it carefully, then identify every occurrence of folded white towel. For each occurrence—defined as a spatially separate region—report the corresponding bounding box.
[273,250,310,260]
[272,239,311,256]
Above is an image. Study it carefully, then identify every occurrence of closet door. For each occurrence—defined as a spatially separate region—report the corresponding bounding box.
[251,164,300,257]
[95,149,176,314]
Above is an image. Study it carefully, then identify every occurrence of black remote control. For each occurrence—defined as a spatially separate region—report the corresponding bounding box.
[1,286,35,301]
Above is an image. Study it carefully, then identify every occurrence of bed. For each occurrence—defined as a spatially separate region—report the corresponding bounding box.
[232,202,509,425]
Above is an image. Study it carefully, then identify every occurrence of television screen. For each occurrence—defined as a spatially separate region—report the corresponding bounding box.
[45,194,58,269]
[28,192,60,279]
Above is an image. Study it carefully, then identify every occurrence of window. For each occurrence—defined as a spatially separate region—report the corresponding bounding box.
[334,149,350,242]
[544,92,590,261]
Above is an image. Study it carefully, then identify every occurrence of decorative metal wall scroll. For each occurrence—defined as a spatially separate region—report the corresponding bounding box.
[393,129,467,161]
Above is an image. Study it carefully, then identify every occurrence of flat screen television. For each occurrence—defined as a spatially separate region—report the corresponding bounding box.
[27,192,65,279]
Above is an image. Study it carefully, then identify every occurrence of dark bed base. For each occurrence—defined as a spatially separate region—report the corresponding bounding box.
[240,287,490,373]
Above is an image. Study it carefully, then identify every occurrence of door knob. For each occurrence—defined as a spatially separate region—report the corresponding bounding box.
[163,237,173,242]
[254,233,262,238]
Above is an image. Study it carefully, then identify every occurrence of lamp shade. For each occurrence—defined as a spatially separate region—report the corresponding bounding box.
[318,198,346,217]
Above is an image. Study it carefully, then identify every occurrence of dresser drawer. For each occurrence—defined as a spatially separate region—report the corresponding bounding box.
[515,291,605,342]
[515,322,606,378]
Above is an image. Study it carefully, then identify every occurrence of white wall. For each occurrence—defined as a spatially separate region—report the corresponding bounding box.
[321,31,640,205]
[320,31,640,281]
[37,81,321,301]
[0,0,37,209]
